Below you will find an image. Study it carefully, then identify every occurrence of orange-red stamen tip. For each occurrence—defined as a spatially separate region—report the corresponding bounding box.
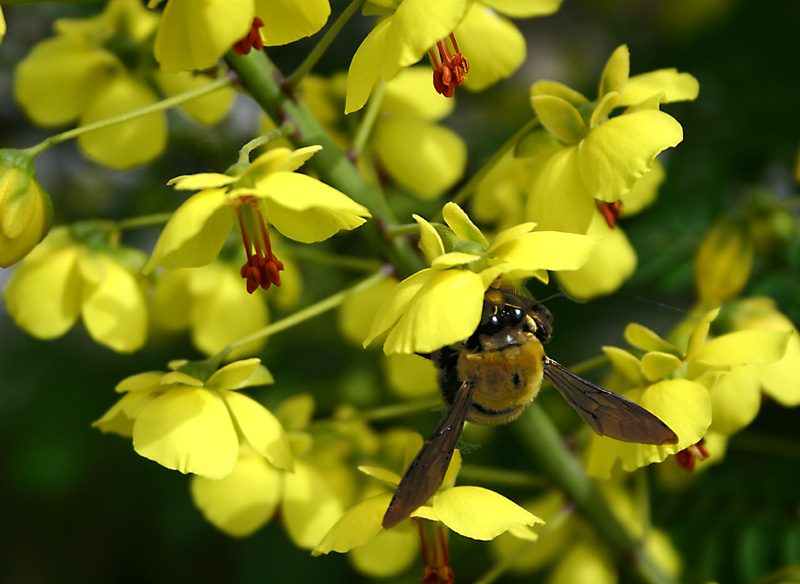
[240,252,284,294]
[676,440,710,472]
[431,35,469,98]
[233,17,265,56]
[598,200,624,229]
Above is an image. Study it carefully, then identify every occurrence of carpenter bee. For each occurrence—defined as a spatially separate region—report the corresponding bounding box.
[382,287,678,529]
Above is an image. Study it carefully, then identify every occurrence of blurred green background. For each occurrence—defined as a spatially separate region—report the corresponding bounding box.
[1,1,799,583]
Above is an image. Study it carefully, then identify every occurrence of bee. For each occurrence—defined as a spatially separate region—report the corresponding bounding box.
[382,287,678,529]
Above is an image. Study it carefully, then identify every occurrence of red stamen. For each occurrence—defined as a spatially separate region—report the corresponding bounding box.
[598,200,624,229]
[429,33,469,98]
[233,17,265,56]
[238,206,284,294]
[676,440,710,472]
[418,519,454,584]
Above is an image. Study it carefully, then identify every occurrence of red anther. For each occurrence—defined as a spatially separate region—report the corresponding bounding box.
[233,17,265,56]
[598,200,624,229]
[676,439,710,471]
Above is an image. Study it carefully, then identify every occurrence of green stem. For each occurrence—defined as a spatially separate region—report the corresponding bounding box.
[286,0,365,89]
[449,116,541,210]
[225,49,423,278]
[224,267,390,354]
[513,404,679,584]
[352,78,386,158]
[24,75,233,159]
[237,122,296,164]
[116,212,173,231]
[282,245,382,272]
[457,465,546,489]
[383,223,420,239]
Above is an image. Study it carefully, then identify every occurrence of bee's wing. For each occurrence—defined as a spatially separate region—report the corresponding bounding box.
[382,380,475,529]
[543,358,678,445]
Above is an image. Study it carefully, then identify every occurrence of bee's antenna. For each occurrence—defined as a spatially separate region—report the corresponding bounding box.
[618,293,688,315]
[535,292,564,305]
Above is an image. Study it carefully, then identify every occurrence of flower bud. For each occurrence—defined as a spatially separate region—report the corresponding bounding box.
[694,217,753,304]
[0,149,53,267]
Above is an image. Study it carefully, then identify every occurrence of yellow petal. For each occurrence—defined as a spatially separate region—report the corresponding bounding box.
[431,252,481,269]
[383,353,439,398]
[530,80,589,107]
[349,521,419,577]
[143,189,232,273]
[707,365,761,435]
[168,172,238,190]
[620,69,700,106]
[81,256,148,353]
[364,269,437,348]
[14,36,117,126]
[383,269,485,355]
[256,0,330,46]
[532,95,588,145]
[685,308,720,360]
[525,146,596,234]
[551,542,616,584]
[693,329,791,366]
[556,212,636,299]
[153,71,234,126]
[92,390,148,437]
[359,465,402,487]
[625,322,679,354]
[206,358,266,389]
[339,276,399,347]
[414,213,446,262]
[382,66,454,120]
[116,371,164,393]
[456,4,526,91]
[3,245,81,339]
[598,45,630,97]
[579,109,683,203]
[433,486,542,540]
[313,492,393,554]
[603,346,645,386]
[373,115,467,199]
[154,0,254,73]
[222,391,293,471]
[133,386,239,478]
[491,230,599,272]
[190,266,270,358]
[640,351,682,382]
[282,460,345,549]
[443,202,488,247]
[190,453,282,537]
[260,173,370,243]
[345,18,391,114]
[483,0,564,17]
[78,74,167,170]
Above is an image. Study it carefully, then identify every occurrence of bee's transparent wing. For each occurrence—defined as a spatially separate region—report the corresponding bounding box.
[544,358,678,445]
[382,381,475,529]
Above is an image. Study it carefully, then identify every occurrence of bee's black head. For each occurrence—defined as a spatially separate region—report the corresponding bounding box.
[466,287,553,347]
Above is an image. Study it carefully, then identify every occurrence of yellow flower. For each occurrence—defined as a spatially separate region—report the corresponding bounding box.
[522,44,698,234]
[314,433,541,560]
[586,307,791,478]
[143,146,370,293]
[150,260,272,358]
[0,149,53,268]
[0,6,5,45]
[190,395,349,546]
[694,217,754,305]
[152,0,331,73]
[3,226,148,353]
[14,0,233,170]
[345,0,471,113]
[93,358,293,479]
[365,202,599,354]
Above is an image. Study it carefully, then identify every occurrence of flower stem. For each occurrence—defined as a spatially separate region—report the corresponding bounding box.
[23,75,233,159]
[225,49,424,279]
[116,212,174,232]
[282,245,383,272]
[352,78,386,158]
[224,267,391,354]
[383,223,420,239]
[513,405,679,584]
[286,0,365,89]
[448,116,541,210]
[237,122,296,164]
